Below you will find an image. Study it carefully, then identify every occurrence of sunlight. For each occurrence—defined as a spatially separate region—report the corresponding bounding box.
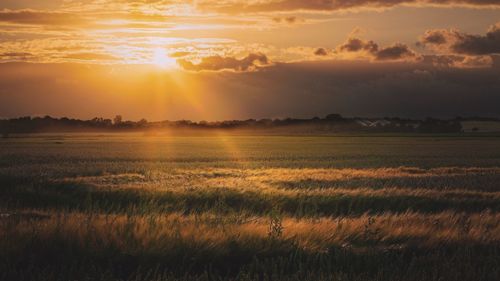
[152,48,178,69]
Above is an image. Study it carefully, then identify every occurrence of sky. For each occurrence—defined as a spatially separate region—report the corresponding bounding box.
[0,0,499,120]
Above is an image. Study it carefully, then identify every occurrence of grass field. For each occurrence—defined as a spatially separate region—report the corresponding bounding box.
[1,134,499,281]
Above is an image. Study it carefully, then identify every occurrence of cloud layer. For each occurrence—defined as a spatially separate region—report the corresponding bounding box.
[419,23,500,55]
[1,0,499,69]
[5,0,500,14]
[1,60,499,120]
[198,0,500,14]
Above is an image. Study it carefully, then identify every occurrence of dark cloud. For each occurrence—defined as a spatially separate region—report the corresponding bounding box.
[314,48,328,56]
[420,54,465,67]
[336,36,417,61]
[218,60,500,118]
[200,0,500,14]
[419,30,448,45]
[338,38,379,53]
[420,54,493,68]
[419,23,500,55]
[178,53,270,72]
[375,44,416,60]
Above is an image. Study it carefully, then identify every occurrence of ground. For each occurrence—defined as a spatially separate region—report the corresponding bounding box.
[0,134,499,280]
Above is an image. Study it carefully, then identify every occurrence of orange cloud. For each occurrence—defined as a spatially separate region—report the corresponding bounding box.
[178,53,270,72]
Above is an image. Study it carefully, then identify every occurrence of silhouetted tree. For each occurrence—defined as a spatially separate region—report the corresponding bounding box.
[325,113,344,121]
[113,115,123,125]
[137,119,148,127]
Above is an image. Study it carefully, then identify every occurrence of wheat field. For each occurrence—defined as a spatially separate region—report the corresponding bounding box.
[1,134,499,280]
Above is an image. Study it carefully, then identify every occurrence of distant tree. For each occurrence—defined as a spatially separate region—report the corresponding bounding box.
[113,115,123,125]
[137,119,148,127]
[103,119,112,126]
[325,113,343,121]
[258,119,273,126]
[175,120,192,127]
[91,117,105,126]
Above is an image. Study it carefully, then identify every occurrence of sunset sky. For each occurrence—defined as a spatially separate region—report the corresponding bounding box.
[1,0,499,120]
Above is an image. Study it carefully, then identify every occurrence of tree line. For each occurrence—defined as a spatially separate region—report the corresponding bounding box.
[0,114,493,135]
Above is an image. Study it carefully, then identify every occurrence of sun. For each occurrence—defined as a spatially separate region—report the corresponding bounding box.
[152,48,177,69]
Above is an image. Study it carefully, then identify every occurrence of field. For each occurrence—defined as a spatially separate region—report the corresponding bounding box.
[1,134,499,281]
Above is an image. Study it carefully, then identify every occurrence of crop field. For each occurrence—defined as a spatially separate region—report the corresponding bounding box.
[0,134,499,281]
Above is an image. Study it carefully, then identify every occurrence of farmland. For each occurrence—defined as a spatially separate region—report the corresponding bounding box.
[0,134,499,281]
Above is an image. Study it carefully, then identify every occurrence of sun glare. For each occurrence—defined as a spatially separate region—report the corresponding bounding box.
[152,48,177,69]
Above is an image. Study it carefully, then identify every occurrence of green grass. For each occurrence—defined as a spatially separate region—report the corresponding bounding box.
[0,134,499,280]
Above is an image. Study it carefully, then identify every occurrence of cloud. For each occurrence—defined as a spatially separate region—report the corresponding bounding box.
[459,55,494,68]
[375,43,416,60]
[0,9,86,25]
[63,53,119,61]
[419,22,500,55]
[197,0,500,14]
[421,54,493,68]
[421,54,465,67]
[335,35,417,61]
[0,52,33,60]
[314,48,328,56]
[5,0,500,16]
[338,37,379,53]
[169,51,191,58]
[178,53,270,71]
[420,30,448,45]
[272,16,302,24]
